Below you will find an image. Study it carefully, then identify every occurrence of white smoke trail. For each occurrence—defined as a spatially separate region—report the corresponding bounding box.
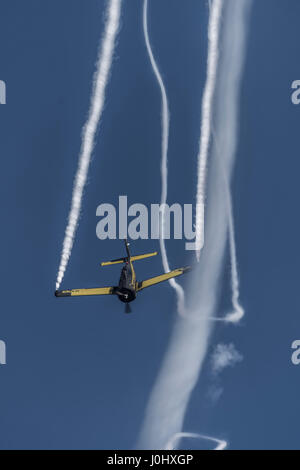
[196,0,244,324]
[143,0,185,315]
[56,0,122,290]
[195,0,224,259]
[165,432,227,451]
[137,0,252,449]
[224,181,245,323]
[211,130,245,324]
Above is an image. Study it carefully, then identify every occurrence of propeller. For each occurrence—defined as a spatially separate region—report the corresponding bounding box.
[125,303,132,314]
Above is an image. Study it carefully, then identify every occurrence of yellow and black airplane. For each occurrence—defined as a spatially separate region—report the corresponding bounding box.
[55,239,191,312]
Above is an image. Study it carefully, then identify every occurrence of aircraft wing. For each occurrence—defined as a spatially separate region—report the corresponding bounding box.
[136,266,192,291]
[55,287,115,297]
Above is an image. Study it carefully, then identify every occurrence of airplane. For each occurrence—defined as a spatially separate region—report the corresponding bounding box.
[55,239,192,313]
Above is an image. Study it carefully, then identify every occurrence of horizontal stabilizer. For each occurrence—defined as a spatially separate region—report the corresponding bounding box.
[101,251,157,266]
[101,257,127,266]
[131,252,158,262]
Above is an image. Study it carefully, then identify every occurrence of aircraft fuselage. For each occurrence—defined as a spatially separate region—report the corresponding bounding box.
[117,262,136,303]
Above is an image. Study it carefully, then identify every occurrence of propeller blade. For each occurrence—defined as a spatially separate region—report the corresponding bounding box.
[125,303,132,314]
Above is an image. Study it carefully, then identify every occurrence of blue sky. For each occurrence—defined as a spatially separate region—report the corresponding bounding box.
[0,0,299,450]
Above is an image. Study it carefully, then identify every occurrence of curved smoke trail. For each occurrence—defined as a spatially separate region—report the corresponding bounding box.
[223,177,244,323]
[195,0,223,259]
[165,432,227,451]
[137,0,252,449]
[210,195,244,324]
[56,0,122,290]
[212,130,244,324]
[143,0,185,315]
